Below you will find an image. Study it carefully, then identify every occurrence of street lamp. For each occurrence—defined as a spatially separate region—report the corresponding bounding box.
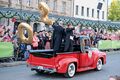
[97,2,103,32]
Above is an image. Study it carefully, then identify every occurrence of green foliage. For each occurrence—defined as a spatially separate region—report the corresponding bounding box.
[108,0,120,21]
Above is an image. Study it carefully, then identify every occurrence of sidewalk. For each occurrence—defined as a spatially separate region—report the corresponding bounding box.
[0,61,26,68]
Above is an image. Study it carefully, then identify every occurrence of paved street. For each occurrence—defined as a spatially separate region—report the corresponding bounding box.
[0,52,120,80]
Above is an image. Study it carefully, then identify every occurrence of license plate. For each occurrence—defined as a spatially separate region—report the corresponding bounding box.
[37,66,43,69]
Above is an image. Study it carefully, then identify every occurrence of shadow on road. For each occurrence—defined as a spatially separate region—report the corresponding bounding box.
[29,69,102,79]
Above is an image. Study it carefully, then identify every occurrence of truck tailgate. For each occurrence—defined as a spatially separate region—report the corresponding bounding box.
[27,49,55,67]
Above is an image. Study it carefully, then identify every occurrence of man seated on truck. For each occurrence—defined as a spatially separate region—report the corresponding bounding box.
[80,35,91,52]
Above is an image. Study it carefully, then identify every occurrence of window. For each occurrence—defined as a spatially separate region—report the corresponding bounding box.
[87,8,89,17]
[27,0,31,6]
[75,5,79,15]
[97,10,100,19]
[45,0,49,4]
[92,9,94,17]
[38,0,42,3]
[17,0,20,4]
[29,0,31,6]
[53,0,57,10]
[81,6,84,16]
[36,0,38,4]
[62,1,66,13]
[102,11,104,19]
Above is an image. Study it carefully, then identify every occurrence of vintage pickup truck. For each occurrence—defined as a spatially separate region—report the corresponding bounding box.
[27,36,106,78]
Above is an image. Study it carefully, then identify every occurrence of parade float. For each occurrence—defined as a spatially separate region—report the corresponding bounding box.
[17,2,106,78]
[27,35,106,78]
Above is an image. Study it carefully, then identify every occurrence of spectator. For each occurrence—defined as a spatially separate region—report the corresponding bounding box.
[45,32,51,49]
[93,32,101,47]
[24,44,31,60]
[32,32,39,50]
[74,24,81,45]
[12,30,19,60]
[37,31,45,49]
[3,33,12,42]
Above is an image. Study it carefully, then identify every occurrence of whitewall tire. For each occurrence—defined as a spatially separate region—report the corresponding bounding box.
[96,59,102,71]
[64,63,76,78]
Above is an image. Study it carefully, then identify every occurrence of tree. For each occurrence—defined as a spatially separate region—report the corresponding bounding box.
[108,0,120,21]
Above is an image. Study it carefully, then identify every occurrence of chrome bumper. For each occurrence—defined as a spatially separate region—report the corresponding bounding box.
[31,66,56,73]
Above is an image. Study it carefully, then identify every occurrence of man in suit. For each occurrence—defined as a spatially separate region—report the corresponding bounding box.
[52,21,65,53]
[64,24,75,52]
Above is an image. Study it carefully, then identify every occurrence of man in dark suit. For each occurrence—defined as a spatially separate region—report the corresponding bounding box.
[64,24,75,52]
[52,21,65,53]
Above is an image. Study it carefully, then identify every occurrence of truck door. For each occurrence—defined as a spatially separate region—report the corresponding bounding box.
[79,36,93,67]
[85,50,93,67]
[79,52,88,67]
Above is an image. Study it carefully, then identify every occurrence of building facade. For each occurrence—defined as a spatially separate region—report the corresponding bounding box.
[73,0,108,21]
[0,0,74,32]
[0,0,73,17]
[1,0,117,33]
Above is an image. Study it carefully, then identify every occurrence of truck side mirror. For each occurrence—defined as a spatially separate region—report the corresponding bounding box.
[85,51,89,53]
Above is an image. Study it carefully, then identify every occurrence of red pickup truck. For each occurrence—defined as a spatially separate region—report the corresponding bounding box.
[27,36,106,78]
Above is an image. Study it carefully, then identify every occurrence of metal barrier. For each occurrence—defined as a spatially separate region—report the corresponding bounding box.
[0,42,14,59]
[98,40,120,50]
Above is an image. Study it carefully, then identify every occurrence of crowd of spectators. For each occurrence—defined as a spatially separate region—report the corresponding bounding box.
[0,24,52,60]
[0,23,120,61]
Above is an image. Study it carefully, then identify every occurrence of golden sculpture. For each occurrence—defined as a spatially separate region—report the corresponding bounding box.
[38,2,54,25]
[18,23,33,44]
[18,2,54,44]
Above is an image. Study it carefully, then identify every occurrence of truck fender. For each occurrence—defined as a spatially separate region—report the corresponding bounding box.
[57,57,78,73]
[93,56,104,68]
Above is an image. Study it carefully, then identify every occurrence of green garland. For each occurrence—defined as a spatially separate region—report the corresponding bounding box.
[0,9,120,30]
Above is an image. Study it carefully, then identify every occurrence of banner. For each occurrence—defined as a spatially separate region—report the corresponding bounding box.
[98,40,120,50]
[0,42,13,58]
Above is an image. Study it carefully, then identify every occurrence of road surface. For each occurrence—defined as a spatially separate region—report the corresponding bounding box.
[0,52,120,80]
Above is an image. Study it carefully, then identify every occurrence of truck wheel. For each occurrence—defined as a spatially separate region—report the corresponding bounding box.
[96,59,102,71]
[64,63,76,78]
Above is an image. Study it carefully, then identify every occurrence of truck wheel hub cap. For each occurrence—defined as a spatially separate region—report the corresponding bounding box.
[68,64,75,77]
[97,59,102,70]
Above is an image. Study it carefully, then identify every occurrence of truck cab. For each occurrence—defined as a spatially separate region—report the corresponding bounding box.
[27,36,106,78]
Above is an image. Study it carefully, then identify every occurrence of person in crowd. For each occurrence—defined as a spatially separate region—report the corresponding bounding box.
[0,26,4,41]
[64,24,75,52]
[3,32,12,42]
[32,32,39,50]
[37,31,45,49]
[24,44,31,60]
[109,75,120,80]
[89,32,95,47]
[45,32,51,49]
[74,24,81,45]
[52,21,66,53]
[18,43,26,60]
[12,30,19,60]
[42,30,48,48]
[93,32,101,47]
